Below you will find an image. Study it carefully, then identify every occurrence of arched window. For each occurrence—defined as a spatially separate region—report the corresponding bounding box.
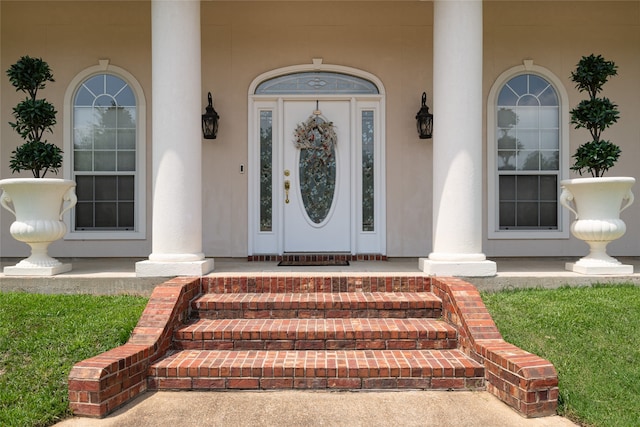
[487,62,569,239]
[64,61,146,239]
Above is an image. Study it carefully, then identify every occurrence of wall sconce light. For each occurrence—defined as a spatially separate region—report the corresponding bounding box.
[202,92,220,139]
[416,92,433,139]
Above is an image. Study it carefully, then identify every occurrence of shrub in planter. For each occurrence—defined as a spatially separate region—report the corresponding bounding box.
[0,56,76,275]
[560,54,635,274]
[6,55,62,178]
[569,53,620,177]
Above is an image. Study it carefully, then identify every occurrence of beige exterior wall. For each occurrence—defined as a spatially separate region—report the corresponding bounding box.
[1,1,639,259]
[484,1,640,257]
[0,1,152,258]
[201,1,433,257]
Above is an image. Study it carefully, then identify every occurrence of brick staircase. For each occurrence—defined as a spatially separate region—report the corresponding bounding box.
[148,283,485,391]
[68,275,559,418]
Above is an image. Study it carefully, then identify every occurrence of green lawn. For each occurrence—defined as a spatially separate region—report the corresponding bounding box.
[482,284,640,427]
[0,292,148,427]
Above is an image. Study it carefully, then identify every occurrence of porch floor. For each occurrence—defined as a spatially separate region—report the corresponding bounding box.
[1,256,639,295]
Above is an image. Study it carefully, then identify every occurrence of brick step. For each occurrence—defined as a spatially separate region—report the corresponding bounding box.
[202,276,431,294]
[148,349,485,391]
[192,292,442,319]
[174,318,457,351]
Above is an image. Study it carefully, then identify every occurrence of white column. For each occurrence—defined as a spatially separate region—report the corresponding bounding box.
[137,0,214,277]
[419,0,496,277]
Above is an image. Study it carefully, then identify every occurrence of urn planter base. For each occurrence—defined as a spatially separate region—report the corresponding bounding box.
[0,178,77,276]
[4,263,72,276]
[566,261,633,275]
[565,240,633,274]
[560,177,635,275]
[4,242,72,275]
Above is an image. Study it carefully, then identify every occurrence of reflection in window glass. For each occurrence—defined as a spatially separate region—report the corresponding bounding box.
[260,111,273,232]
[496,74,560,230]
[73,74,136,231]
[362,111,374,232]
[499,175,557,229]
[74,175,135,230]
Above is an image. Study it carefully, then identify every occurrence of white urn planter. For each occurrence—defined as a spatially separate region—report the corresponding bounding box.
[560,177,635,274]
[0,178,77,276]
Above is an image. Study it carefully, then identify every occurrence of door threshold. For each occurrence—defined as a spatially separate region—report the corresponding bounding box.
[248,254,387,262]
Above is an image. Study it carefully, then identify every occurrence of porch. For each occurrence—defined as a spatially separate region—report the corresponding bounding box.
[2,257,639,295]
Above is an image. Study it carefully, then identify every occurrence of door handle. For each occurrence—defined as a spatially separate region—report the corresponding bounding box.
[284,180,290,204]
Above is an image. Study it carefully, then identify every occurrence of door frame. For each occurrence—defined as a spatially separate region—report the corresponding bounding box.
[247,61,386,256]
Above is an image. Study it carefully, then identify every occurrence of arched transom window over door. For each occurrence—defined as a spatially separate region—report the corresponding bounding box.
[249,66,386,256]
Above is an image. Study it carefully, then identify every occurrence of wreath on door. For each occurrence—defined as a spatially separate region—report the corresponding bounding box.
[292,114,338,223]
[293,115,337,152]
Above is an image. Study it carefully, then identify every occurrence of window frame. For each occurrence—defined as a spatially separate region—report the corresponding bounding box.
[63,59,146,240]
[487,60,570,239]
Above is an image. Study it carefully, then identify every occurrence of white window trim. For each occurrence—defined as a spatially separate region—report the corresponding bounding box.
[487,60,570,239]
[62,59,146,240]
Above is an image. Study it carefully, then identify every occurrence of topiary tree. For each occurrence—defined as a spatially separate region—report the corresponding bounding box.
[6,56,61,178]
[569,54,620,177]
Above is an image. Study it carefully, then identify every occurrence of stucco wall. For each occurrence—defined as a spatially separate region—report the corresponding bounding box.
[200,1,433,257]
[484,0,640,257]
[1,1,639,259]
[0,1,152,258]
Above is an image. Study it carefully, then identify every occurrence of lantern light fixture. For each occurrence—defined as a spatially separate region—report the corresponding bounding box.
[415,92,433,139]
[202,92,220,139]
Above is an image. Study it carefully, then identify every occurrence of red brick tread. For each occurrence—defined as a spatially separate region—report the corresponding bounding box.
[174,318,457,350]
[148,349,485,390]
[203,277,432,294]
[192,291,442,319]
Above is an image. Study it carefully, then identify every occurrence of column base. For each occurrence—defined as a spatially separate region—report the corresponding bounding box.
[419,258,497,277]
[4,263,72,276]
[135,259,215,277]
[565,262,633,275]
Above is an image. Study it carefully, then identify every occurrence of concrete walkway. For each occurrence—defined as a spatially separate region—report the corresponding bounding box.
[56,390,577,427]
[2,257,640,296]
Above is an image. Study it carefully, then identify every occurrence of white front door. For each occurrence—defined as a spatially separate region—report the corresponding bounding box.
[283,100,351,252]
